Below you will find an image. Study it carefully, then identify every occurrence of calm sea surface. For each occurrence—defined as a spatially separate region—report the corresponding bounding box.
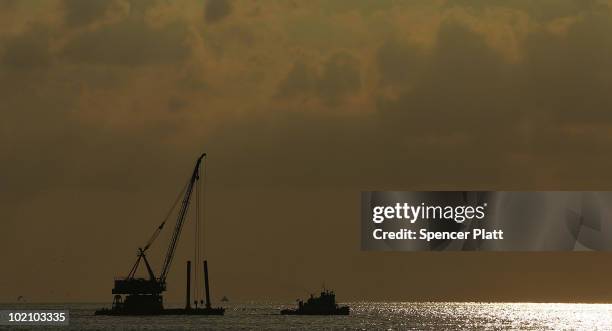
[2,302,612,330]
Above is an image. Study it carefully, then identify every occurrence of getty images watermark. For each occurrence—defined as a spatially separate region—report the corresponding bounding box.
[362,191,612,251]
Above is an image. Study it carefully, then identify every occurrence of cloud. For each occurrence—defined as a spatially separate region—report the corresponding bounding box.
[523,11,612,124]
[376,39,424,87]
[204,0,232,24]
[0,0,19,11]
[277,61,318,98]
[63,0,113,27]
[278,51,361,106]
[61,18,191,66]
[318,52,361,105]
[1,25,51,69]
[447,0,603,21]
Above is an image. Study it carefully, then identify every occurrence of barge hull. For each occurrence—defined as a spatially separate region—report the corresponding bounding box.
[95,308,225,316]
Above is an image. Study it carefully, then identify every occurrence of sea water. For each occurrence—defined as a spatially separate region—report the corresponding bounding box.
[2,302,611,330]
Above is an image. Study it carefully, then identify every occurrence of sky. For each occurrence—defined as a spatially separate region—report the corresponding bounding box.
[2,0,612,303]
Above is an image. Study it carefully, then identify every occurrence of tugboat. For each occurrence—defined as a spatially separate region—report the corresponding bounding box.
[95,154,224,316]
[281,289,349,315]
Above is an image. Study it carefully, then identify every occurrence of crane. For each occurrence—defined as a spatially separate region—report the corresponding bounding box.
[110,153,206,313]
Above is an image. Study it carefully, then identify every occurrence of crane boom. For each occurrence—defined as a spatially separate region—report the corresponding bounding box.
[103,153,226,315]
[159,153,206,283]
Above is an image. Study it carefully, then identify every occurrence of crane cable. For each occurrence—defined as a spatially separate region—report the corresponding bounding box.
[143,178,191,252]
[200,158,208,302]
[193,166,200,303]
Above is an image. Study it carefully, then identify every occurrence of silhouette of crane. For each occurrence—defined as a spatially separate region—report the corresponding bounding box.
[110,153,206,313]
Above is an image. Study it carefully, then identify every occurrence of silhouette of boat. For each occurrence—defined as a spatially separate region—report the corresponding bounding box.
[281,289,349,315]
[95,154,224,316]
[221,296,229,302]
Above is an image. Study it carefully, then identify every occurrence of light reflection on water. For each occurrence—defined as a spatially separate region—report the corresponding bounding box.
[352,302,612,330]
[3,302,612,330]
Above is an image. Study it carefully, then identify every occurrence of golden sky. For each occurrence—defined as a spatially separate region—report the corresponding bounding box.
[2,0,612,303]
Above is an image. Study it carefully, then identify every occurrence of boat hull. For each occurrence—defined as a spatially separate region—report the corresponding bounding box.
[280,306,349,315]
